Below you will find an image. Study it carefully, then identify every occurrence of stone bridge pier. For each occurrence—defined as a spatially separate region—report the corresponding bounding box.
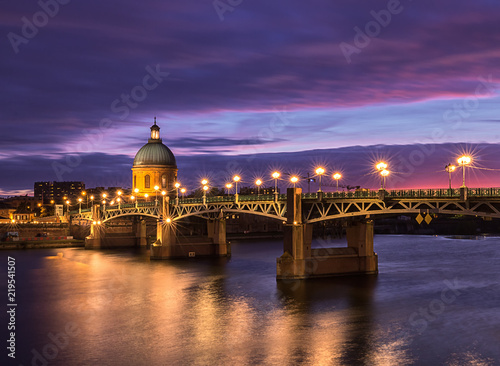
[150,198,230,259]
[276,188,378,279]
[85,205,103,249]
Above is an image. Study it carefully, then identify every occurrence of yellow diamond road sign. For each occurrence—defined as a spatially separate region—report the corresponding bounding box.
[425,214,433,224]
[416,214,423,224]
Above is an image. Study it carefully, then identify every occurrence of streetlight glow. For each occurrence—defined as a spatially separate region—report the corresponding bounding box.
[333,173,342,192]
[457,155,472,187]
[376,162,388,171]
[315,167,325,192]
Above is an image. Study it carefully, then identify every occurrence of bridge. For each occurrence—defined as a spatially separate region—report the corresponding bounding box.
[71,186,500,279]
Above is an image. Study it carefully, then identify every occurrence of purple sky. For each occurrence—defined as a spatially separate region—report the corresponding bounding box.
[1,0,500,195]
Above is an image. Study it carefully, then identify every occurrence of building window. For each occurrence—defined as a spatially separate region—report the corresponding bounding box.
[161,175,167,188]
[134,175,137,188]
[145,175,150,188]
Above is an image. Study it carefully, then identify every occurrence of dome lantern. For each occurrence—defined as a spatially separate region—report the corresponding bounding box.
[149,117,161,142]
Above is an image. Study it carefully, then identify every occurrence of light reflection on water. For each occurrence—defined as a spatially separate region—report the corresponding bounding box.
[1,235,499,365]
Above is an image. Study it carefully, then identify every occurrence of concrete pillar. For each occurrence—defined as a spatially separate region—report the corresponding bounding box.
[346,221,374,257]
[207,219,230,256]
[150,220,176,259]
[85,205,103,249]
[134,218,147,246]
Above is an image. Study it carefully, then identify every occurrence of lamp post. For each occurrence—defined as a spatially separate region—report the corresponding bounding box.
[117,197,121,210]
[255,179,262,196]
[315,167,325,192]
[90,195,94,209]
[66,200,70,216]
[225,183,233,195]
[154,185,159,206]
[102,193,107,211]
[291,176,299,188]
[174,182,180,205]
[457,155,471,187]
[380,169,390,189]
[445,164,456,190]
[333,173,342,192]
[145,193,149,202]
[78,198,82,213]
[272,171,280,195]
[82,191,88,208]
[233,175,240,197]
[180,188,186,199]
[376,162,388,189]
[131,195,137,208]
[203,185,209,205]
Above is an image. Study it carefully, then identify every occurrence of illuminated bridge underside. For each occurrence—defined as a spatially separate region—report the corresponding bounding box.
[72,196,500,223]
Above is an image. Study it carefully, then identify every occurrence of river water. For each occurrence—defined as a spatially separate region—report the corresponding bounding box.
[1,235,499,366]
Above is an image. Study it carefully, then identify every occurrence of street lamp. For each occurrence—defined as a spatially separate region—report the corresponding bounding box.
[315,167,325,192]
[154,185,160,206]
[131,195,137,208]
[145,193,149,202]
[376,162,388,189]
[457,155,472,187]
[65,200,70,215]
[445,164,456,190]
[90,195,94,209]
[175,182,180,200]
[81,191,88,208]
[380,169,390,189]
[116,197,121,209]
[291,176,299,188]
[180,188,186,198]
[272,171,280,195]
[255,179,262,196]
[225,183,233,195]
[78,198,82,213]
[233,175,240,195]
[333,173,342,192]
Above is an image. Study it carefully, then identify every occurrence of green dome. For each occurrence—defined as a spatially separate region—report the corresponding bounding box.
[133,141,177,167]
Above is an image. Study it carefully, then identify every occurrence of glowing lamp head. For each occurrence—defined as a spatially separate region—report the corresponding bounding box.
[226,183,233,189]
[175,182,180,188]
[291,176,299,183]
[102,200,106,204]
[381,169,390,177]
[376,162,388,171]
[97,221,101,225]
[166,218,172,223]
[144,193,149,198]
[154,185,159,191]
[78,198,82,202]
[233,175,240,182]
[333,173,342,180]
[110,201,114,205]
[161,191,166,196]
[201,179,208,185]
[117,198,121,202]
[445,164,456,173]
[256,179,262,186]
[66,200,70,205]
[90,195,94,200]
[315,167,325,175]
[134,188,139,193]
[82,191,86,196]
[117,191,122,196]
[457,156,472,166]
[203,185,209,191]
[102,193,107,198]
[272,171,280,179]
[180,188,186,194]
[131,195,135,200]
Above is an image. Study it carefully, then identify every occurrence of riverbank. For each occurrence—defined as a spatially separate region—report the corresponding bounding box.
[0,239,84,250]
